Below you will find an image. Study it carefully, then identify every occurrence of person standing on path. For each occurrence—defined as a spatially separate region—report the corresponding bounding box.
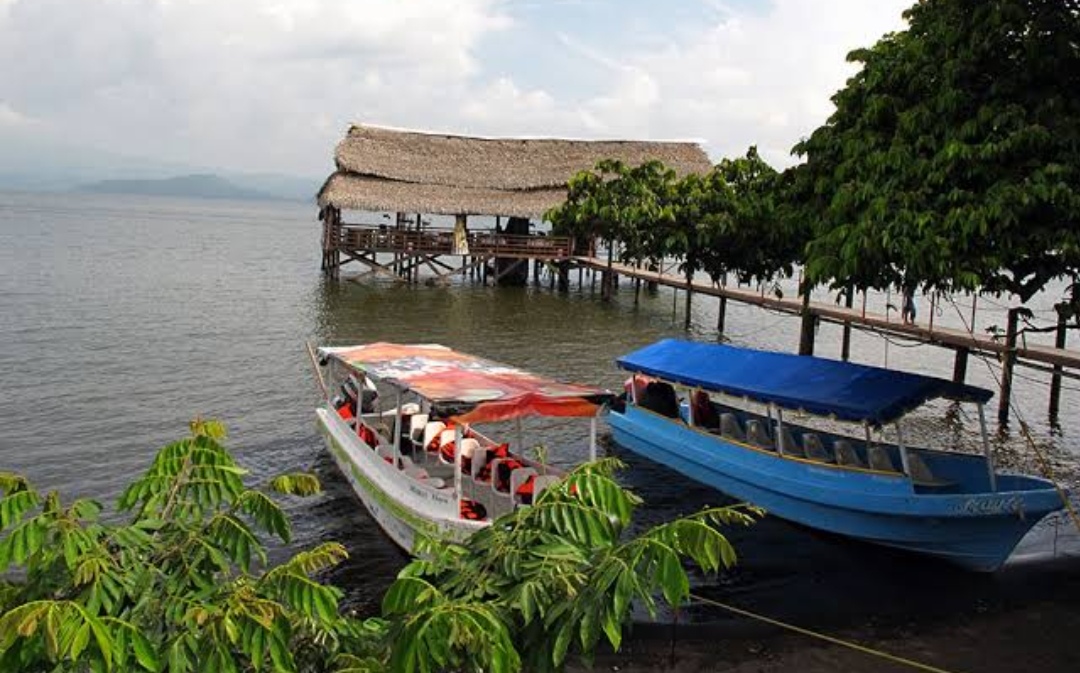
[902,286,917,325]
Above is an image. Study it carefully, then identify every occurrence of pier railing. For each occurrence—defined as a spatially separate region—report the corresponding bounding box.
[339,225,573,259]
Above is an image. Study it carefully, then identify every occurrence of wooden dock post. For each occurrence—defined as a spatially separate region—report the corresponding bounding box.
[841,285,854,361]
[998,307,1020,424]
[717,295,727,336]
[1049,309,1068,421]
[684,278,693,329]
[953,347,969,384]
[798,286,815,356]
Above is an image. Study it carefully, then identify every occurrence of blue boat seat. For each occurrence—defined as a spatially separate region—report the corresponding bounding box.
[802,433,831,462]
[907,451,952,486]
[867,445,898,473]
[779,427,803,457]
[720,413,746,442]
[834,440,866,468]
[746,420,774,450]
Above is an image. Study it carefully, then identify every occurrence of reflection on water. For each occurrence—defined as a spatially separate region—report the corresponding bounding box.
[0,191,1077,627]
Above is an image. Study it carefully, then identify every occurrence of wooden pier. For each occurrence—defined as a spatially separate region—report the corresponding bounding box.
[323,220,575,285]
[574,257,1080,424]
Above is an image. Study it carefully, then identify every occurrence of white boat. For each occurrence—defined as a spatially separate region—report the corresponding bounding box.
[312,342,613,552]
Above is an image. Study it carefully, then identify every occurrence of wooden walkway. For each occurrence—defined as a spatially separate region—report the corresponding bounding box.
[573,257,1080,373]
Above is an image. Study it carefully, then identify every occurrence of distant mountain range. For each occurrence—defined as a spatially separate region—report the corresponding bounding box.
[0,132,323,201]
[78,174,275,200]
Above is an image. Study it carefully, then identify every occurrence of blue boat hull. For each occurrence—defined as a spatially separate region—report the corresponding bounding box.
[609,406,1064,572]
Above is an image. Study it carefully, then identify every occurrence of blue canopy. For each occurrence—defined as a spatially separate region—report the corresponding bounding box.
[617,339,993,426]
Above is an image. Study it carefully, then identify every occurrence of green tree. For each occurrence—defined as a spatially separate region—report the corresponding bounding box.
[792,0,1080,313]
[382,458,759,673]
[0,420,385,672]
[546,160,676,300]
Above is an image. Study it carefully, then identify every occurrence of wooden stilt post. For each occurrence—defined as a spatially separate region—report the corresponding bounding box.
[798,284,815,356]
[716,295,727,336]
[953,347,969,384]
[998,307,1020,424]
[1049,309,1068,421]
[841,284,854,361]
[683,275,693,329]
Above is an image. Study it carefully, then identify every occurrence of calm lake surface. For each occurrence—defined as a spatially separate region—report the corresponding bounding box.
[1,191,1078,627]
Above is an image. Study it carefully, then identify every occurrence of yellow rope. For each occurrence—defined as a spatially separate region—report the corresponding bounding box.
[688,593,967,673]
[942,295,1080,534]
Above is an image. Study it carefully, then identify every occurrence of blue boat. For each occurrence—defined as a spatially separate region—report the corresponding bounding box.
[608,339,1066,572]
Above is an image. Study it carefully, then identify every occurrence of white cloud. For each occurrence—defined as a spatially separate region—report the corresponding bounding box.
[564,0,912,165]
[0,0,911,176]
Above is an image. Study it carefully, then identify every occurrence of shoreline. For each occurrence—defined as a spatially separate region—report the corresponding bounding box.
[571,556,1080,672]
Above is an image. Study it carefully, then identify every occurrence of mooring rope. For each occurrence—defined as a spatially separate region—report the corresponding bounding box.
[688,593,967,673]
[942,295,1080,533]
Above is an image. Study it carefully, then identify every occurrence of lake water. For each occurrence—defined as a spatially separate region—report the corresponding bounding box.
[1,191,1077,627]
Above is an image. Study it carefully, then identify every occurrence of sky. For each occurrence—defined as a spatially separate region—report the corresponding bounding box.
[0,0,912,178]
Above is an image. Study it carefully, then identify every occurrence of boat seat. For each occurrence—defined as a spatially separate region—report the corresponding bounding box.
[779,427,804,457]
[459,438,480,461]
[531,474,561,502]
[867,445,898,473]
[720,413,746,442]
[906,451,950,485]
[409,413,430,442]
[834,440,866,468]
[422,421,446,452]
[510,467,539,505]
[470,446,490,480]
[802,433,831,462]
[746,419,773,450]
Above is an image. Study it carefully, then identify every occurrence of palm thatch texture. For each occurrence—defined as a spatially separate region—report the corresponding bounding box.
[317,124,712,217]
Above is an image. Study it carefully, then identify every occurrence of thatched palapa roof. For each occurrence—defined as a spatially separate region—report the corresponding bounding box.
[317,124,712,218]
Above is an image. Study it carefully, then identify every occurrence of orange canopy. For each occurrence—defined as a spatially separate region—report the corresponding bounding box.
[319,343,612,423]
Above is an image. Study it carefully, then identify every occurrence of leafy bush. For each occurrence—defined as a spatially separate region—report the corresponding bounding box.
[1,424,756,672]
[382,458,759,673]
[0,419,385,672]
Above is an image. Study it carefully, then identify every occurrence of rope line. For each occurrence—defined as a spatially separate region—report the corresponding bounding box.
[942,296,1080,533]
[688,593,967,673]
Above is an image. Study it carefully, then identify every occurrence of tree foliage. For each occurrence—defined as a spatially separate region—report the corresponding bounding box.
[383,458,761,673]
[2,425,758,672]
[697,147,799,289]
[0,419,386,672]
[547,151,800,307]
[792,0,1080,309]
[546,160,676,297]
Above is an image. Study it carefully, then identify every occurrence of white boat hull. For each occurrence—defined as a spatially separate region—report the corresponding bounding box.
[316,408,484,552]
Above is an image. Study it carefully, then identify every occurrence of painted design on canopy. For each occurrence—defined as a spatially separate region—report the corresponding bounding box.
[320,342,610,423]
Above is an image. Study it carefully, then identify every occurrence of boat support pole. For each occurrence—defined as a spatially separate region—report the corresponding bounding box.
[977,404,997,492]
[454,424,464,511]
[589,416,598,462]
[305,342,329,400]
[895,421,912,477]
[774,406,785,456]
[392,391,402,468]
